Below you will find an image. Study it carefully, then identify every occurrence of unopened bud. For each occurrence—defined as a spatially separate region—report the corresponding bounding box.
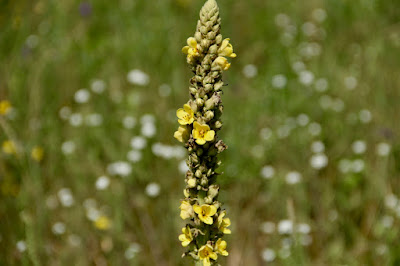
[195,98,204,107]
[187,178,197,188]
[208,184,219,199]
[195,169,203,178]
[204,196,213,204]
[205,110,214,121]
[200,177,208,186]
[183,189,190,198]
[215,34,223,44]
[215,120,223,129]
[209,44,218,54]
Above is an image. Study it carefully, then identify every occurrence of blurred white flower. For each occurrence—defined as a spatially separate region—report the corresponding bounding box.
[127,150,142,162]
[107,161,132,177]
[69,113,83,127]
[261,165,275,179]
[308,122,321,136]
[242,64,258,78]
[338,159,352,173]
[86,113,103,127]
[259,127,273,140]
[310,153,328,169]
[141,122,156,138]
[68,234,82,247]
[74,89,90,103]
[86,208,100,221]
[298,42,321,58]
[314,78,328,92]
[297,113,309,126]
[351,159,365,173]
[286,171,302,184]
[91,79,106,94]
[57,188,74,207]
[352,140,367,154]
[275,13,290,27]
[16,240,26,253]
[277,125,292,139]
[344,76,357,90]
[332,98,345,112]
[146,182,160,198]
[95,176,110,190]
[278,219,293,234]
[292,61,305,73]
[319,95,333,109]
[381,215,394,228]
[125,243,141,260]
[26,35,39,49]
[301,22,317,36]
[311,141,325,153]
[130,136,147,150]
[261,248,276,262]
[179,160,189,174]
[272,74,287,89]
[376,142,391,157]
[123,116,136,129]
[260,221,275,234]
[312,8,327,22]
[279,248,291,259]
[52,222,66,235]
[59,106,72,120]
[297,223,311,234]
[127,69,149,86]
[158,84,171,97]
[46,195,59,210]
[298,70,314,85]
[359,109,372,123]
[384,194,398,209]
[61,140,76,155]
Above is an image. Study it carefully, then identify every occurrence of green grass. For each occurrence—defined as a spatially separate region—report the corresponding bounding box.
[1,0,400,265]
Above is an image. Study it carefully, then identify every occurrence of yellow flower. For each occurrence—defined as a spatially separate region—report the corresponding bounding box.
[0,100,11,115]
[178,226,193,247]
[2,140,16,155]
[212,56,231,71]
[176,104,195,125]
[174,125,190,143]
[94,215,111,230]
[192,122,215,145]
[182,37,200,61]
[193,204,217,225]
[218,38,236,58]
[214,238,228,256]
[180,200,194,220]
[217,211,231,234]
[198,244,218,266]
[31,146,44,162]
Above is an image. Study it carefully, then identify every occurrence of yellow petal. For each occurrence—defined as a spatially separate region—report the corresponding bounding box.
[203,259,210,266]
[193,121,201,129]
[179,234,186,241]
[224,218,231,227]
[230,53,237,58]
[223,228,231,234]
[187,37,197,48]
[182,46,189,54]
[204,130,215,141]
[193,205,201,214]
[210,252,218,260]
[182,240,190,247]
[208,205,217,216]
[203,216,213,225]
[196,138,206,145]
[176,108,186,119]
[183,104,193,114]
[174,131,183,142]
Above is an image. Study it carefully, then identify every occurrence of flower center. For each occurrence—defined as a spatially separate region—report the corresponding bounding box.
[199,129,205,138]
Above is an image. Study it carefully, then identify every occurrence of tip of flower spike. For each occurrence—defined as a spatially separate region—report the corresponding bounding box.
[201,0,219,15]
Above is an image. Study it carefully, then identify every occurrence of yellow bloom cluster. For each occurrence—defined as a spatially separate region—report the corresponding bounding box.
[2,140,16,155]
[176,0,234,264]
[174,104,215,146]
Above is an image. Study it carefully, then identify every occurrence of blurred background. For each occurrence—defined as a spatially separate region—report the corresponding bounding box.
[1,0,400,265]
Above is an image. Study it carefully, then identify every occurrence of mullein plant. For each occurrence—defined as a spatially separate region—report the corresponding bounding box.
[174,0,235,265]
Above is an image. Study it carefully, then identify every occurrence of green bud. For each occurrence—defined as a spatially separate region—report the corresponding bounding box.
[204,93,221,110]
[195,98,204,107]
[215,120,223,129]
[205,110,214,121]
[209,44,218,54]
[215,34,222,44]
[195,169,203,178]
[189,86,198,95]
[200,177,208,186]
[187,178,197,188]
[214,81,224,91]
[208,184,219,199]
[204,196,213,204]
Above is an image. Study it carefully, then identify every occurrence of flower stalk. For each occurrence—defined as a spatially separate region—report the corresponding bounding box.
[175,0,235,265]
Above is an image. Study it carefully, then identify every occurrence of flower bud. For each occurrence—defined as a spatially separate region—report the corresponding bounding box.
[200,177,208,186]
[215,140,228,153]
[187,178,197,188]
[207,31,216,40]
[214,81,224,91]
[195,98,204,107]
[216,34,223,44]
[200,26,208,34]
[183,189,190,198]
[215,120,223,129]
[208,184,219,199]
[205,110,214,121]
[189,86,198,95]
[195,169,203,178]
[209,44,218,54]
[204,93,221,110]
[204,196,213,204]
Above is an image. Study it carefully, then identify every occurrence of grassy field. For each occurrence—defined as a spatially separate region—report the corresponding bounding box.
[1,0,400,265]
